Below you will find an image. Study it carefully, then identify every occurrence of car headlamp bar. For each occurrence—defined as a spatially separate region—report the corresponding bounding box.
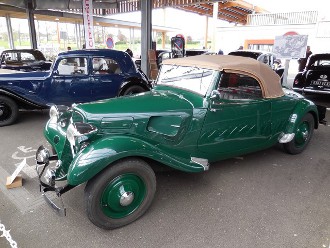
[49,105,70,119]
[67,122,98,146]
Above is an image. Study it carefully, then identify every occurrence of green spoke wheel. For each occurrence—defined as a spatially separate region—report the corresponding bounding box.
[85,158,156,229]
[284,113,314,154]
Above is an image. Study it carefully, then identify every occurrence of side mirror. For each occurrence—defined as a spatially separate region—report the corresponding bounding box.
[210,90,220,100]
[53,69,59,76]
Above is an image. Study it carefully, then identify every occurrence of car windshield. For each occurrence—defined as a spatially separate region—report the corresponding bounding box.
[156,64,216,95]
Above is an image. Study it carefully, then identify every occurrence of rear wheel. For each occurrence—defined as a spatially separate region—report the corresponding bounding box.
[122,85,146,95]
[84,158,156,229]
[284,113,314,154]
[0,96,18,127]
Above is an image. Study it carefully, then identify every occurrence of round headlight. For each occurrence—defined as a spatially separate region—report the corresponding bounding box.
[67,123,79,146]
[49,105,59,119]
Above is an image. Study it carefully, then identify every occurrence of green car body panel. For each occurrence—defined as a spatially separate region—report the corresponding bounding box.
[43,87,318,186]
[36,55,324,229]
[41,55,320,188]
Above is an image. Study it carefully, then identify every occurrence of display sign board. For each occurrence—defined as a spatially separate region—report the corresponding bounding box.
[83,0,95,49]
[171,35,185,58]
[272,35,308,59]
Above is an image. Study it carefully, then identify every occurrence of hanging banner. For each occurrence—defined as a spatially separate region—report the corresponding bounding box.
[83,0,95,49]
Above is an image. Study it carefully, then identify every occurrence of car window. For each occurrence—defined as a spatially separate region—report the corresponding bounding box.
[57,57,87,75]
[311,59,330,67]
[21,52,36,61]
[3,52,19,63]
[92,57,122,75]
[217,72,262,100]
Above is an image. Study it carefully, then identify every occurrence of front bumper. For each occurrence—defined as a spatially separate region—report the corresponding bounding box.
[35,145,75,216]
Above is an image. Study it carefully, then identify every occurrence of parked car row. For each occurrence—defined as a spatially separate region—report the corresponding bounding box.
[35,54,326,229]
[1,48,327,230]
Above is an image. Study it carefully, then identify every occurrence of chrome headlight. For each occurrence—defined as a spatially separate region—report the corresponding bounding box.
[49,105,59,120]
[50,105,71,127]
[36,145,51,164]
[67,122,98,148]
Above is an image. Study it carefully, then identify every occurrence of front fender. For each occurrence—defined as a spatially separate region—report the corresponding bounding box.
[283,100,318,135]
[67,135,206,185]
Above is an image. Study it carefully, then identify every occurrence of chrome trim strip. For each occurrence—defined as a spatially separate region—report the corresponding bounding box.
[279,133,295,143]
[293,87,330,95]
[191,157,209,171]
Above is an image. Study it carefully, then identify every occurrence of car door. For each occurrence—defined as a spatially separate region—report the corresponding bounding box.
[50,57,91,105]
[91,57,124,101]
[198,72,272,161]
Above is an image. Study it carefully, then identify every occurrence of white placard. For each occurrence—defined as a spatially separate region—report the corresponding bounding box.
[83,0,95,49]
[272,35,308,59]
[8,158,26,184]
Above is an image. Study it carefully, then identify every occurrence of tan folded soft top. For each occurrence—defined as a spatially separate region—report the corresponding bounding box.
[162,55,284,98]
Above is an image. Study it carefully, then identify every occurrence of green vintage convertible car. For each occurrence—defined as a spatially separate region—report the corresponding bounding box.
[36,55,325,229]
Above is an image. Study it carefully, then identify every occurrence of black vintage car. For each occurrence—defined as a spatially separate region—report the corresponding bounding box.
[0,49,52,72]
[293,53,330,95]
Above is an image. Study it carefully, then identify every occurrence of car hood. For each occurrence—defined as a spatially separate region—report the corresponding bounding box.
[73,90,198,121]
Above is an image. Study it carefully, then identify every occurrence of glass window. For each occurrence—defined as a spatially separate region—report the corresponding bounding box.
[57,57,87,75]
[157,64,216,95]
[314,59,330,66]
[92,57,121,74]
[218,72,262,100]
[21,52,36,61]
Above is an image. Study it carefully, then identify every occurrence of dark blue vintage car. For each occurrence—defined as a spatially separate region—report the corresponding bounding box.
[0,49,52,72]
[0,49,151,126]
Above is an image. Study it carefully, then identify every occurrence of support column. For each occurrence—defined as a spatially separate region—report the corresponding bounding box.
[204,16,208,49]
[141,0,152,76]
[211,2,218,52]
[26,0,37,49]
[162,32,166,49]
[5,14,14,49]
[75,22,80,49]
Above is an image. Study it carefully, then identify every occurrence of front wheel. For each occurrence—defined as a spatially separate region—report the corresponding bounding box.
[84,158,156,229]
[0,96,18,127]
[284,113,314,154]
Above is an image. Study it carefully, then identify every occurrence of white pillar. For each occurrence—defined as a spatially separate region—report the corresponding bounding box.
[211,2,218,52]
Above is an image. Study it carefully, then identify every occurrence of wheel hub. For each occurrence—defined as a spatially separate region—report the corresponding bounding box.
[120,191,134,206]
[302,130,309,141]
[0,108,3,116]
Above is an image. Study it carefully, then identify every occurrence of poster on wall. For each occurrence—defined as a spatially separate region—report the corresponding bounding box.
[83,0,95,49]
[272,35,308,59]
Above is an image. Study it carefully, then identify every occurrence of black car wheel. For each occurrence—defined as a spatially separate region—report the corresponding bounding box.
[0,96,18,127]
[84,158,156,229]
[122,85,146,95]
[284,113,314,154]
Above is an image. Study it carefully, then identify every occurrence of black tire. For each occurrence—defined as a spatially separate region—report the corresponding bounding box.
[122,85,146,96]
[284,113,314,154]
[0,95,19,127]
[84,158,156,229]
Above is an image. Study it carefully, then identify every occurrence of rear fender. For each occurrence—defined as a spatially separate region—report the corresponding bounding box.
[67,135,205,185]
[283,101,319,136]
[0,88,45,109]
